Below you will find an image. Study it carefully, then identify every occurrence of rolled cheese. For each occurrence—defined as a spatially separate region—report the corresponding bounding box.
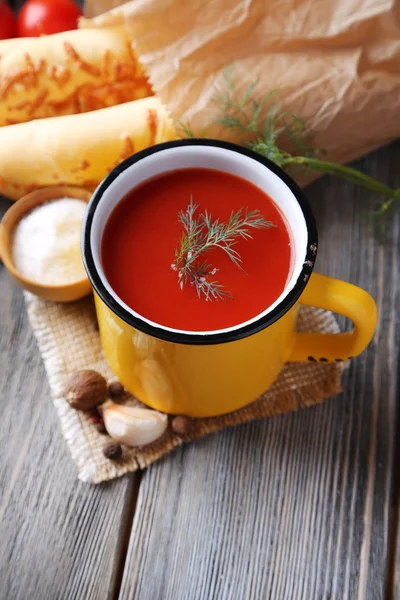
[0,27,153,127]
[0,97,176,200]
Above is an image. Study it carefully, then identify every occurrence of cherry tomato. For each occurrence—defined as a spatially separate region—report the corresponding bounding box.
[0,3,17,40]
[17,0,82,37]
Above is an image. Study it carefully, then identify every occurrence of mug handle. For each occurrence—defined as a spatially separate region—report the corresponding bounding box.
[288,273,377,363]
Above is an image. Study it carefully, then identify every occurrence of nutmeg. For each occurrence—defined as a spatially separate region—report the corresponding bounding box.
[171,416,193,436]
[64,369,108,411]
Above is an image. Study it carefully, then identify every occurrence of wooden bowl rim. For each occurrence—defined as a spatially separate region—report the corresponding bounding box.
[0,186,92,293]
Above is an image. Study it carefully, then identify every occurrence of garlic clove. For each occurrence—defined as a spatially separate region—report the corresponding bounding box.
[100,400,168,447]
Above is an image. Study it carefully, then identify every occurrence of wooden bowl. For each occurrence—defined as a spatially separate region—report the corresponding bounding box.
[0,186,92,302]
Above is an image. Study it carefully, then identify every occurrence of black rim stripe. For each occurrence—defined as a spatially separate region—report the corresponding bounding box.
[82,139,318,346]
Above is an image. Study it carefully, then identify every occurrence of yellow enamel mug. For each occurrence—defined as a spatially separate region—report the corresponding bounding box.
[82,140,377,417]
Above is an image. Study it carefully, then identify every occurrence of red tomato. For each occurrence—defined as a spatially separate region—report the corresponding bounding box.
[17,0,82,37]
[0,3,17,40]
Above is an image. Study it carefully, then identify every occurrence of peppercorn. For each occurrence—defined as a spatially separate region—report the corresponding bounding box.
[103,442,122,460]
[95,421,107,434]
[171,416,193,436]
[108,381,125,398]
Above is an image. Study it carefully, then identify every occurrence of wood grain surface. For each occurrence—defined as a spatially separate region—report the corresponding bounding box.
[118,144,400,600]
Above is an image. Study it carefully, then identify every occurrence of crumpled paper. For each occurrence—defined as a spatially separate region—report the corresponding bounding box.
[82,0,400,168]
[84,0,130,17]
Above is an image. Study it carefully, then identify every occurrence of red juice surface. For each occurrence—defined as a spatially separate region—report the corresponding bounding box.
[101,168,292,331]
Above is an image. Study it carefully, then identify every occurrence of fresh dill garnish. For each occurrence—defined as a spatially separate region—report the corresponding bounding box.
[172,195,275,301]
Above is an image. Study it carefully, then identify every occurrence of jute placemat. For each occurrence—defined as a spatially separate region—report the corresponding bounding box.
[25,293,342,484]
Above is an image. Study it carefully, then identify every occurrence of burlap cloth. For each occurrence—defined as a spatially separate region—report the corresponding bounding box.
[25,292,342,484]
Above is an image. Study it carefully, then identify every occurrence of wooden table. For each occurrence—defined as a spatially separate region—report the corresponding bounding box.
[0,143,399,599]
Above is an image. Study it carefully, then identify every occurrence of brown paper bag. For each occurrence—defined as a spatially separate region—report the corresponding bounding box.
[84,0,130,17]
[82,0,400,168]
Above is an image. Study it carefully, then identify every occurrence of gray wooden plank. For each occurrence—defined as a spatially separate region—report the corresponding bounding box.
[0,198,137,600]
[119,143,400,600]
[393,477,400,600]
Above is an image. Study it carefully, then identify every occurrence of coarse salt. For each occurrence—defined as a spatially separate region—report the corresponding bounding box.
[12,198,87,286]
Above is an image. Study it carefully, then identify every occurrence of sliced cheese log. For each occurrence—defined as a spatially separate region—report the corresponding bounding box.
[0,26,152,127]
[0,97,176,200]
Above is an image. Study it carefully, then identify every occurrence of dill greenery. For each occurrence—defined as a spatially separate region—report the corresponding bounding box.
[177,66,400,217]
[171,195,274,301]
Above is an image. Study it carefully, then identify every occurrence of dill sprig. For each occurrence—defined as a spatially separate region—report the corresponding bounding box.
[171,195,275,301]
[212,67,400,216]
[179,67,400,217]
